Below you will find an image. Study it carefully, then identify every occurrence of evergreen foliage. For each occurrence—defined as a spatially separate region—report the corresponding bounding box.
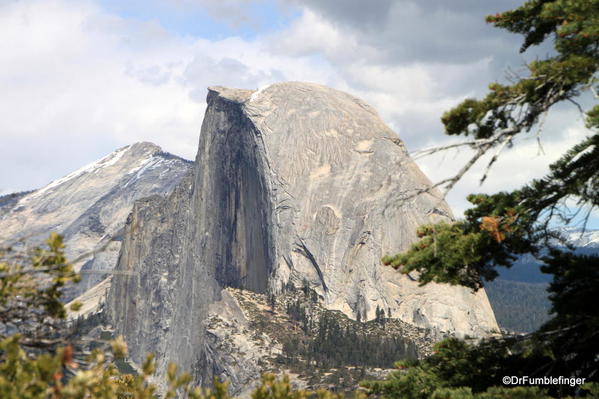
[282,294,417,369]
[0,235,201,398]
[375,305,386,328]
[0,233,81,349]
[0,235,366,398]
[377,0,599,397]
[362,338,599,399]
[0,330,362,399]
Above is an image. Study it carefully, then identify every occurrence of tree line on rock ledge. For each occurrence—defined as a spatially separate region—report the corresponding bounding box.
[279,292,418,369]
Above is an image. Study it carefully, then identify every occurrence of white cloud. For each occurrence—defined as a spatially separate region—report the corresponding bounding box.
[416,107,592,217]
[1,0,594,229]
[267,9,381,63]
[0,0,337,193]
[0,0,201,191]
[166,0,272,29]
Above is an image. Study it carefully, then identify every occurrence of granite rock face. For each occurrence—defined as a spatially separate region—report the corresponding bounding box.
[0,142,192,300]
[108,82,498,388]
[241,83,498,335]
[108,174,218,382]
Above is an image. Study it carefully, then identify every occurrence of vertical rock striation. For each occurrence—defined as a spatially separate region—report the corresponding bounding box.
[109,175,217,382]
[108,82,499,387]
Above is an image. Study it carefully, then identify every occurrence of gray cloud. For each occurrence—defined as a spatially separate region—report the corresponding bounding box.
[267,0,559,146]
[3,0,593,226]
[281,0,555,91]
[268,0,592,223]
[291,0,523,62]
[289,0,396,28]
[183,56,285,102]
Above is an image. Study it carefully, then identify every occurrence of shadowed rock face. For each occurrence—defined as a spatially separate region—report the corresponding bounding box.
[108,88,276,383]
[196,88,274,293]
[108,82,499,388]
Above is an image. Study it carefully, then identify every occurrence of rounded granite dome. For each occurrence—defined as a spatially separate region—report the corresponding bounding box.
[205,81,497,337]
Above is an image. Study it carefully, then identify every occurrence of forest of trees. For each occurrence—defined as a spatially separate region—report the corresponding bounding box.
[281,293,418,369]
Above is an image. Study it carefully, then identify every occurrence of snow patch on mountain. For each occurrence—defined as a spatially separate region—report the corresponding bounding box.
[564,228,599,248]
[17,144,157,208]
[0,142,193,299]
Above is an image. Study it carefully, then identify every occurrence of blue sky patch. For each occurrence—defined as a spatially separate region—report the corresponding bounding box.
[96,0,299,40]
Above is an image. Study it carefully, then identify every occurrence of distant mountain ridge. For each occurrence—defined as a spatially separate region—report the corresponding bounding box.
[3,138,594,337]
[563,227,599,250]
[0,142,193,301]
[486,227,599,333]
[495,227,599,283]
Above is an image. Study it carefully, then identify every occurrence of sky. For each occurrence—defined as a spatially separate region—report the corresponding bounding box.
[1,0,597,227]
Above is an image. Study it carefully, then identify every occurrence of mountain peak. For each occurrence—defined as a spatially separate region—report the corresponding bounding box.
[22,142,160,202]
[0,142,192,252]
[125,141,162,154]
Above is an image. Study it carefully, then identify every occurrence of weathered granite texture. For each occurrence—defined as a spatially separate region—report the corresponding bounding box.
[0,142,192,300]
[203,287,436,397]
[108,81,499,389]
[108,174,218,383]
[238,82,497,335]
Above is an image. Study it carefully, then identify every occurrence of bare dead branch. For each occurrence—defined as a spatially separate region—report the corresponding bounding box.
[480,134,514,185]
[410,138,493,159]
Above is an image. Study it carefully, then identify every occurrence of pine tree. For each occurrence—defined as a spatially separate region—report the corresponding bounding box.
[1,236,361,398]
[267,292,276,313]
[377,0,599,396]
[0,233,81,349]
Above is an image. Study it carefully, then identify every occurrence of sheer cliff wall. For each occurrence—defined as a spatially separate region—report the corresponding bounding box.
[108,82,499,386]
